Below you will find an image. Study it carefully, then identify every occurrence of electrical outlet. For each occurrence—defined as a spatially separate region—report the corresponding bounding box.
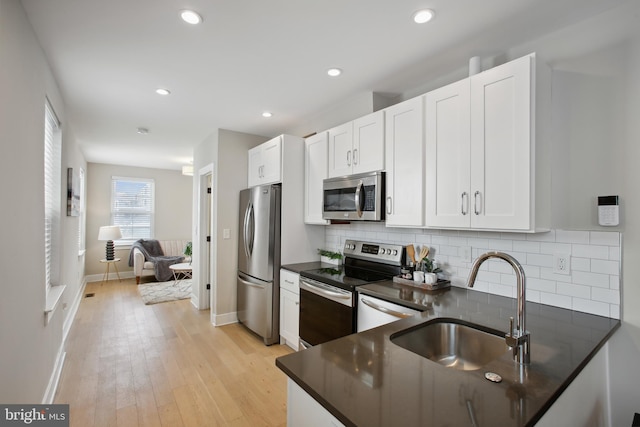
[553,252,571,275]
[223,228,230,239]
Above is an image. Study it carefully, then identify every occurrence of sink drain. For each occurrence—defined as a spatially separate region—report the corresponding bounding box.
[484,372,502,383]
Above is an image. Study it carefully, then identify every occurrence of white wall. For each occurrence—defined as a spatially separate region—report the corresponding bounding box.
[84,163,192,276]
[193,129,266,324]
[0,0,85,403]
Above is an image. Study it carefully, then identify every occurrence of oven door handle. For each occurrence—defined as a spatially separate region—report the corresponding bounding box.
[360,297,415,319]
[301,280,351,299]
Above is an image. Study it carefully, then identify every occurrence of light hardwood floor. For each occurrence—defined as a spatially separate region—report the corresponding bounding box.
[55,278,293,427]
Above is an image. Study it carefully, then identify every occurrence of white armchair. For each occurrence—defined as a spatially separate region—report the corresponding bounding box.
[132,239,190,284]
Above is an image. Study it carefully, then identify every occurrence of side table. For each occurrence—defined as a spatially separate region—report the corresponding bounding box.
[169,262,192,286]
[100,258,122,284]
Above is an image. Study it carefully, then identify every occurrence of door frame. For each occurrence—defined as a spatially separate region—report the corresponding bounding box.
[195,163,214,310]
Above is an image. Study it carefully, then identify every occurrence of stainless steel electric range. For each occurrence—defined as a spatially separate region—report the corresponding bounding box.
[298,239,405,349]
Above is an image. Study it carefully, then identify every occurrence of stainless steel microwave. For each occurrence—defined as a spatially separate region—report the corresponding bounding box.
[322,171,385,221]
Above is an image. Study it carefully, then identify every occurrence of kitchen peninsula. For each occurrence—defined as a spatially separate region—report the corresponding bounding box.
[276,283,619,426]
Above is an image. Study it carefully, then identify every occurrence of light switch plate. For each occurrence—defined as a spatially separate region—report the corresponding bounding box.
[223,228,230,239]
[460,246,472,262]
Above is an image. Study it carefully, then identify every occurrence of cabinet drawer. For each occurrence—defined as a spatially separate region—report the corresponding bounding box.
[280,269,300,294]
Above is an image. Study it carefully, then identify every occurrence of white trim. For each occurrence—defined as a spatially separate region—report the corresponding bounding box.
[197,163,214,311]
[85,270,134,283]
[44,285,66,325]
[41,347,65,404]
[212,312,238,326]
[63,278,87,343]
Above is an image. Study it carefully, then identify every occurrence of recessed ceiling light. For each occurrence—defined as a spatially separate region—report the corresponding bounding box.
[155,88,171,96]
[137,127,149,134]
[327,68,342,77]
[412,9,435,24]
[262,111,273,118]
[181,10,202,25]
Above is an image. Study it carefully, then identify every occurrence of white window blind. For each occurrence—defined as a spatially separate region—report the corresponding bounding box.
[111,176,154,241]
[44,101,61,289]
[78,167,86,252]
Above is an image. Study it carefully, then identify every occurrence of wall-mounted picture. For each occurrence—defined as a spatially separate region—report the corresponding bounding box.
[67,167,80,216]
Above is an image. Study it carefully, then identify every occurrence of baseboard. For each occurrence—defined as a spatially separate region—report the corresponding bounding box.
[85,270,135,283]
[63,278,87,342]
[212,311,238,326]
[42,347,66,404]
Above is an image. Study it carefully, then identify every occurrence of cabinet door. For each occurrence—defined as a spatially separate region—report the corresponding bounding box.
[247,145,263,187]
[261,136,283,185]
[353,110,384,174]
[327,122,353,178]
[470,55,532,230]
[280,288,300,351]
[384,96,425,227]
[304,132,329,224]
[425,79,471,228]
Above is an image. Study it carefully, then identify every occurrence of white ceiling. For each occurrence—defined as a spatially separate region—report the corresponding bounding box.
[20,0,627,170]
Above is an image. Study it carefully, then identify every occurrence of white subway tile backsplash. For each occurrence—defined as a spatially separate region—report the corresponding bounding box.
[591,288,620,305]
[590,231,620,246]
[540,292,573,310]
[572,271,611,289]
[513,241,541,253]
[526,253,554,268]
[591,259,620,275]
[527,277,556,293]
[556,283,591,299]
[572,244,610,260]
[572,298,610,318]
[556,230,590,244]
[326,225,621,319]
[571,257,591,272]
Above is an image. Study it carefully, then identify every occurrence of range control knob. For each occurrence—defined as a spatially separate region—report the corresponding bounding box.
[392,249,398,256]
[386,249,392,255]
[378,248,385,255]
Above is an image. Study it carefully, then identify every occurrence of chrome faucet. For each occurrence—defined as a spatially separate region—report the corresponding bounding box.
[467,252,530,364]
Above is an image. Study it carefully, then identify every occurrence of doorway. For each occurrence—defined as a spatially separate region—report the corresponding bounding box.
[195,163,214,310]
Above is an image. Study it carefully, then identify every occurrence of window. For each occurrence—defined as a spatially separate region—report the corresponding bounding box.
[111,176,154,242]
[44,100,61,289]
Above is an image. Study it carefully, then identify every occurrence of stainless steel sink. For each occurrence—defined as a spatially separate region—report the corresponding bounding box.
[390,319,511,371]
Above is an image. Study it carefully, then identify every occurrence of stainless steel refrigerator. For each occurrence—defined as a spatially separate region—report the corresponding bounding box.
[237,184,281,345]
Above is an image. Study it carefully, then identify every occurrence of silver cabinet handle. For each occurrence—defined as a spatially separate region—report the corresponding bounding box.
[386,196,392,215]
[474,191,481,215]
[461,192,468,215]
[353,148,358,165]
[361,298,414,319]
[346,150,351,166]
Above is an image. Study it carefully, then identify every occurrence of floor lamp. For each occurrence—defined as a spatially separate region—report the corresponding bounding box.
[98,226,122,261]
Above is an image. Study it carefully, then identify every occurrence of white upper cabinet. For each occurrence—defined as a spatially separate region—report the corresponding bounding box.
[384,96,424,227]
[469,54,532,230]
[304,132,329,224]
[425,53,548,232]
[425,79,471,228]
[328,111,384,178]
[248,135,282,187]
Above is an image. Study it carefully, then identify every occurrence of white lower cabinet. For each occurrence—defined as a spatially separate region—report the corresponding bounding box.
[280,269,300,350]
[287,379,346,427]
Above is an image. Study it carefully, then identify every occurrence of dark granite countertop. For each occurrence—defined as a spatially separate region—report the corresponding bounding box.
[281,261,326,274]
[276,281,620,427]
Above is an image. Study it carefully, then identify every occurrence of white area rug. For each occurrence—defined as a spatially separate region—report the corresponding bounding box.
[138,279,192,305]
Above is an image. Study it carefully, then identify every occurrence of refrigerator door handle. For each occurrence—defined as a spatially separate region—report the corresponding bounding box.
[243,202,255,257]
